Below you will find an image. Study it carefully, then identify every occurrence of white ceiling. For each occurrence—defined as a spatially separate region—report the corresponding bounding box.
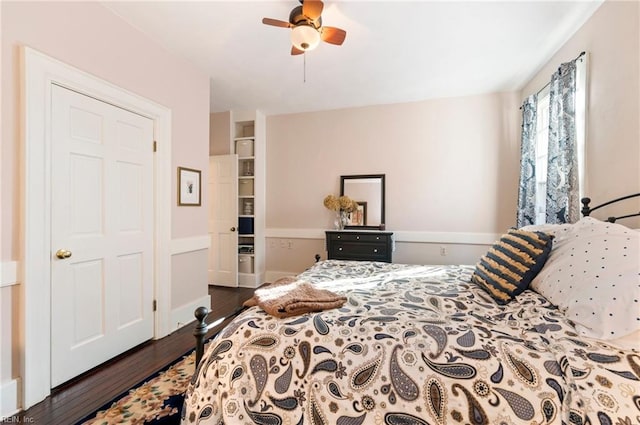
[102,0,603,115]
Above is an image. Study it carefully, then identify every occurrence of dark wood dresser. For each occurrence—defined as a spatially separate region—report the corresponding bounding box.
[325,231,394,263]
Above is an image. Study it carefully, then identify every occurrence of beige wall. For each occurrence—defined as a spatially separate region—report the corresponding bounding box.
[1,1,210,413]
[267,92,521,232]
[521,0,640,225]
[210,111,231,155]
[264,0,640,275]
[265,92,522,273]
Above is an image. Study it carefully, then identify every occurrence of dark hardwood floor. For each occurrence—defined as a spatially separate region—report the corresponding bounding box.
[3,285,256,425]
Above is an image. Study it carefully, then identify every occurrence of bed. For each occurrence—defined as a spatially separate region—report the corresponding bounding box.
[182,195,640,425]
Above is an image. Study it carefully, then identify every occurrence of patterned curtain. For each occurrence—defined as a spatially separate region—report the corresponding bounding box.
[546,60,579,224]
[516,95,538,227]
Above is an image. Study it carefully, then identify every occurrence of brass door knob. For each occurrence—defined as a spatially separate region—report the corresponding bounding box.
[55,249,72,259]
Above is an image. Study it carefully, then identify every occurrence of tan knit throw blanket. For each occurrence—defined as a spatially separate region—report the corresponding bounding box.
[243,276,347,318]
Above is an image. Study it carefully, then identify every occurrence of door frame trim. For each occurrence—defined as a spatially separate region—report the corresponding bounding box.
[20,47,173,408]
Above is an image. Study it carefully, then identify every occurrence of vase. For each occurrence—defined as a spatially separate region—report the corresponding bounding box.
[335,210,350,230]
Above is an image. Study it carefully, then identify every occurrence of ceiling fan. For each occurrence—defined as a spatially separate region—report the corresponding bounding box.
[262,0,346,55]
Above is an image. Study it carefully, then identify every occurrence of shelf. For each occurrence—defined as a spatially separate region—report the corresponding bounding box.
[239,244,254,255]
[230,113,263,288]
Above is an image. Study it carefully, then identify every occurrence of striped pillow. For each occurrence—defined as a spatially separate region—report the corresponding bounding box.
[471,229,553,304]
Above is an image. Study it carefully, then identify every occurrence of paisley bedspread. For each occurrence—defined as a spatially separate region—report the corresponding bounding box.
[181,260,640,425]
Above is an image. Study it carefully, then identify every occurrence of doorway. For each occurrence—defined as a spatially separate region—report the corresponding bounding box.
[21,47,172,408]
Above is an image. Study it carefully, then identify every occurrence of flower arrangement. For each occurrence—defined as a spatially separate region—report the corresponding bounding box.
[323,194,358,213]
[324,195,358,229]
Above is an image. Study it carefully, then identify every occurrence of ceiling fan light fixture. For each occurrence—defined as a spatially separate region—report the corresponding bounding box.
[291,24,320,51]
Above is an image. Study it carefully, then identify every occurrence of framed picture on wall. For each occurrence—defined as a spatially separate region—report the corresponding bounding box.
[349,201,367,226]
[178,167,201,206]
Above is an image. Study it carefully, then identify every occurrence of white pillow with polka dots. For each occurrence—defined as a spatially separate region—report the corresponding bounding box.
[530,217,640,340]
[521,222,574,247]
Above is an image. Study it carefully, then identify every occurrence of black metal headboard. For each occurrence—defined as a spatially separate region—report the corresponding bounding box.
[581,193,640,223]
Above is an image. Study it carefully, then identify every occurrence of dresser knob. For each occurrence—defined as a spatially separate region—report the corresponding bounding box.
[338,247,343,251]
[373,248,378,253]
[376,236,380,240]
[337,235,341,239]
[356,236,360,240]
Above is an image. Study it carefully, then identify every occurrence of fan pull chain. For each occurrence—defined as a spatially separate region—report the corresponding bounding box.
[303,51,307,83]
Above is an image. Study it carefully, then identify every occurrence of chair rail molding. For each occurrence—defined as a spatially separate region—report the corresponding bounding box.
[265,228,500,245]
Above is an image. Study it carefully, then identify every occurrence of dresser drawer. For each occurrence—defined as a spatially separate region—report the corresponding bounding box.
[328,232,389,243]
[331,242,389,262]
[326,231,393,263]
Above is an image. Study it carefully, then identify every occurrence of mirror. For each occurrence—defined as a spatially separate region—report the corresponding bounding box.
[340,174,385,230]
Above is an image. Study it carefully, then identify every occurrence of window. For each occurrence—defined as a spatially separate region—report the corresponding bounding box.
[532,55,587,224]
[534,88,550,225]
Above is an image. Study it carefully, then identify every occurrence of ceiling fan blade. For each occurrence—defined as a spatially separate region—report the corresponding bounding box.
[321,26,346,45]
[262,17,291,28]
[291,46,305,55]
[302,0,324,20]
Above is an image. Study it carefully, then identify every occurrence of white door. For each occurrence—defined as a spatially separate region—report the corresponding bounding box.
[210,155,238,287]
[50,84,155,386]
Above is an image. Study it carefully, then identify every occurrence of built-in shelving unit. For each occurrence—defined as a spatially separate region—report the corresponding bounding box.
[232,112,265,287]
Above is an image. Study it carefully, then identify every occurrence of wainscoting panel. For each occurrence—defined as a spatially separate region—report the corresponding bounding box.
[264,228,499,276]
[0,264,19,417]
[0,261,18,288]
[169,294,211,332]
[0,378,20,418]
[170,235,210,325]
[170,235,210,255]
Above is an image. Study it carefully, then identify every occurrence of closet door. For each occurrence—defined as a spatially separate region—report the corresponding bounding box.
[209,154,239,287]
[50,84,154,385]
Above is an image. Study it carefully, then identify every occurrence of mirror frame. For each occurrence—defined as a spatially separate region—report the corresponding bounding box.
[340,174,386,230]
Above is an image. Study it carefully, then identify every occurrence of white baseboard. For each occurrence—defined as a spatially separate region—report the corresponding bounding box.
[169,294,211,332]
[0,261,18,288]
[237,271,266,289]
[0,378,20,418]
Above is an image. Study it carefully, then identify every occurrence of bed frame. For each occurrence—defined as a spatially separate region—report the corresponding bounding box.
[581,193,640,222]
[192,193,640,366]
[193,305,248,366]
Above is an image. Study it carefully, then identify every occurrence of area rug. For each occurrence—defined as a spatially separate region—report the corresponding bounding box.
[77,348,197,425]
[77,306,250,425]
